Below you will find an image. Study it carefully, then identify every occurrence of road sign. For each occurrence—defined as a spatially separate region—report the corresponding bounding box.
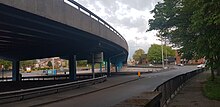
[88,52,103,63]
[94,52,103,63]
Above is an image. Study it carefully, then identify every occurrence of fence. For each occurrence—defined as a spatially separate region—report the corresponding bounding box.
[154,68,204,106]
[0,72,107,82]
[0,75,107,104]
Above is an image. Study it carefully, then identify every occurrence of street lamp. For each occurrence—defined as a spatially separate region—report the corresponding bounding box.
[1,65,4,79]
[161,36,165,69]
[52,58,55,74]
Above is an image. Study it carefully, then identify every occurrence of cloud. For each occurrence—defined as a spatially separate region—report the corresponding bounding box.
[71,0,163,59]
[81,0,163,11]
[127,39,152,59]
[74,0,162,33]
[120,0,161,10]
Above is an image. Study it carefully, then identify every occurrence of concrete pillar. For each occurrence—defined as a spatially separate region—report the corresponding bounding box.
[92,54,95,78]
[115,65,118,73]
[100,63,102,73]
[69,55,76,81]
[107,59,111,77]
[104,61,107,70]
[12,60,19,81]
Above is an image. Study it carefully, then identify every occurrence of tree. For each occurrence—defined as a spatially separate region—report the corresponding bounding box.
[77,60,87,67]
[0,59,12,70]
[132,49,145,64]
[148,0,220,80]
[47,61,52,68]
[147,44,175,63]
[20,60,37,70]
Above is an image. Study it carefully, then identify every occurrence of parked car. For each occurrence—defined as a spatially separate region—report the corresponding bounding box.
[177,63,184,66]
[149,64,154,67]
[197,64,205,68]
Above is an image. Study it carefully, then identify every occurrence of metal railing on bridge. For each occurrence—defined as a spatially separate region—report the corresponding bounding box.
[0,75,107,104]
[66,0,127,43]
[0,72,107,82]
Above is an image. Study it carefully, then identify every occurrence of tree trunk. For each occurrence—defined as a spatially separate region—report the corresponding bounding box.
[211,64,215,81]
[216,67,220,76]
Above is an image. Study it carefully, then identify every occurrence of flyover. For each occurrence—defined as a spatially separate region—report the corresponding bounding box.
[0,0,128,81]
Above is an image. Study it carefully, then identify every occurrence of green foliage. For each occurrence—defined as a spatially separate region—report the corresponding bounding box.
[77,60,87,67]
[20,60,36,69]
[203,76,220,100]
[47,61,52,68]
[0,59,12,70]
[148,0,220,80]
[132,49,145,63]
[147,44,175,62]
[147,44,162,62]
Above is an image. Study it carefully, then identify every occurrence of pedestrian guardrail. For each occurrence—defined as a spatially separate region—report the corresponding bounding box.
[111,68,205,107]
[0,75,107,104]
[154,68,204,107]
[0,72,107,82]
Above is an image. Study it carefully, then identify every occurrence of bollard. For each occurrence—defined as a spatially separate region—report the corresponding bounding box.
[138,71,141,77]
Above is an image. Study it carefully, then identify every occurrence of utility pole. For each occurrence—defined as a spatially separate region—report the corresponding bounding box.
[161,36,164,69]
[1,65,4,79]
[135,37,138,65]
[52,58,54,73]
[165,37,168,68]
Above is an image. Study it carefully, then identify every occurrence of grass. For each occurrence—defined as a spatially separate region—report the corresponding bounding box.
[203,76,220,100]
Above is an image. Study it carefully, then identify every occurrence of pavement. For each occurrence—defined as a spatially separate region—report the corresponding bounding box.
[1,66,198,107]
[168,71,220,107]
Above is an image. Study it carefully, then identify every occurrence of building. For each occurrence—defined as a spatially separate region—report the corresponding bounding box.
[175,50,205,65]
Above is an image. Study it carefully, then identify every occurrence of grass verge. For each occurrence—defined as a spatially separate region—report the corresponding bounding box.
[203,76,220,100]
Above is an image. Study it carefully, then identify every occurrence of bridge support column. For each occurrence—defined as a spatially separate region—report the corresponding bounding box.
[104,61,107,70]
[69,55,77,81]
[92,54,95,78]
[100,63,102,73]
[12,60,20,81]
[107,59,111,77]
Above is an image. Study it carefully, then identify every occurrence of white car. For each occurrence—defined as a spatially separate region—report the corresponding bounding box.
[197,64,205,68]
[177,64,184,66]
[149,64,154,67]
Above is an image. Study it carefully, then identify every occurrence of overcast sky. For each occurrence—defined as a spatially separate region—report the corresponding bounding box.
[65,0,162,59]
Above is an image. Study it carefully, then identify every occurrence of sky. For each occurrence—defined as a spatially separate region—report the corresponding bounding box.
[65,0,162,59]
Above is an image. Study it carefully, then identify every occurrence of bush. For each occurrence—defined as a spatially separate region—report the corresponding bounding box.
[203,76,220,100]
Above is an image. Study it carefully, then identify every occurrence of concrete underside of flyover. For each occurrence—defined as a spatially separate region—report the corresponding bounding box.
[0,4,128,61]
[0,2,128,81]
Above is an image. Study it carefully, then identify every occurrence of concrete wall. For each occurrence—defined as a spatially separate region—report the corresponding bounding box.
[0,0,128,51]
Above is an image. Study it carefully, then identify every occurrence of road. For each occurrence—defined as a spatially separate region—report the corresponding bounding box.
[1,66,198,107]
[0,67,161,77]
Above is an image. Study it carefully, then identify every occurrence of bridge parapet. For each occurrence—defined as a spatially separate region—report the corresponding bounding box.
[0,0,128,51]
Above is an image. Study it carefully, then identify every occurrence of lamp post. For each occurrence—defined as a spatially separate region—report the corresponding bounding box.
[52,58,55,74]
[161,36,165,69]
[1,65,4,79]
[135,37,138,65]
[165,36,168,68]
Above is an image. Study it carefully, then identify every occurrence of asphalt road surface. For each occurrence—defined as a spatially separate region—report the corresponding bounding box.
[1,66,198,107]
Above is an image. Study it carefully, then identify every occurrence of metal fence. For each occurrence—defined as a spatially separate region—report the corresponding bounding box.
[0,72,107,82]
[0,75,107,104]
[154,68,204,107]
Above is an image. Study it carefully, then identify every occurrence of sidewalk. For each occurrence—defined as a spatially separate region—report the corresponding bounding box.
[168,71,220,107]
